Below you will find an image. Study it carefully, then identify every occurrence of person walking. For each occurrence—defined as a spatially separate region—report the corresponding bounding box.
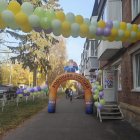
[69,88,73,102]
[65,88,69,99]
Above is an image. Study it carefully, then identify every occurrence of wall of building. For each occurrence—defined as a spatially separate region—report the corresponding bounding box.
[119,0,140,130]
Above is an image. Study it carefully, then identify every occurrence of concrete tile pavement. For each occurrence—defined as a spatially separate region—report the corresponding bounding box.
[1,97,140,140]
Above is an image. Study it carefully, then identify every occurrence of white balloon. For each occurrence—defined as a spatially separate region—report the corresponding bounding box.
[71,23,80,37]
[28,15,40,27]
[1,10,15,26]
[21,2,34,15]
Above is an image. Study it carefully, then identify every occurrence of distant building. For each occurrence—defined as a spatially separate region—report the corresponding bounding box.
[79,0,99,82]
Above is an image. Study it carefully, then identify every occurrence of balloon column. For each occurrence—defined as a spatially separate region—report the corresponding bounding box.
[91,70,106,111]
[64,59,78,72]
[0,0,140,42]
[16,84,49,98]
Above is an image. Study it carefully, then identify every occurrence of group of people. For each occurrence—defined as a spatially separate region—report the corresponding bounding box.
[65,88,73,102]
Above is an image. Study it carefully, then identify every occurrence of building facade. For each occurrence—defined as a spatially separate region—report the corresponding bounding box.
[80,0,140,130]
[98,0,140,130]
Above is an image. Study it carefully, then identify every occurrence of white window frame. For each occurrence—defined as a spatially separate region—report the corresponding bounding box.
[132,50,140,91]
[131,0,140,20]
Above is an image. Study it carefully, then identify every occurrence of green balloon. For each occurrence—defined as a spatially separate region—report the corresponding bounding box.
[93,94,98,100]
[131,31,136,39]
[113,21,120,29]
[40,17,51,29]
[45,10,55,20]
[95,81,100,85]
[97,85,103,91]
[100,99,106,105]
[18,94,23,98]
[94,89,99,95]
[0,0,8,13]
[118,30,124,38]
[94,101,99,107]
[127,23,132,30]
[34,7,45,18]
[29,15,40,27]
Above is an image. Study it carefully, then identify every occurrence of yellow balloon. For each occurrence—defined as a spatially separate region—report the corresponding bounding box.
[80,23,89,37]
[7,1,21,14]
[111,28,118,37]
[87,33,95,39]
[75,15,83,24]
[55,11,65,21]
[21,24,32,33]
[136,32,140,40]
[124,30,131,38]
[108,36,115,42]
[62,21,71,32]
[15,12,28,26]
[132,24,138,32]
[120,22,127,30]
[62,31,71,38]
[98,20,106,28]
[0,14,6,29]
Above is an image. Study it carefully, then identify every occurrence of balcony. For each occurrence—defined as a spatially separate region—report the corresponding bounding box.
[98,41,122,60]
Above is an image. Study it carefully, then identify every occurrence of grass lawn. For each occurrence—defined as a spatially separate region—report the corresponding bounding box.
[0,97,48,135]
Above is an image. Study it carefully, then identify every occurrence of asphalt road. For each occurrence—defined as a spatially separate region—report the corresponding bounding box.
[1,97,140,140]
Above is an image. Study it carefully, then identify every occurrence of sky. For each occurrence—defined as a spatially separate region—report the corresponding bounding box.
[59,0,95,65]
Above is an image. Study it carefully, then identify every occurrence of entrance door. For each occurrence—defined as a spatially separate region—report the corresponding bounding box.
[103,69,116,102]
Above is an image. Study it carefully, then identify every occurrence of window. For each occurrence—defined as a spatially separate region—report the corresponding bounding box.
[131,0,140,19]
[133,50,140,90]
[89,40,98,57]
[118,65,122,90]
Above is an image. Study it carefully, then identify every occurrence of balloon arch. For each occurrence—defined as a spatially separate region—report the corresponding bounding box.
[0,1,140,43]
[48,73,93,114]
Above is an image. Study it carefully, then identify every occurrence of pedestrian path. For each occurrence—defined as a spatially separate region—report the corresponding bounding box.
[1,97,140,140]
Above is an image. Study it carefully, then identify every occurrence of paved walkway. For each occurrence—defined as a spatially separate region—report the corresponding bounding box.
[1,97,140,140]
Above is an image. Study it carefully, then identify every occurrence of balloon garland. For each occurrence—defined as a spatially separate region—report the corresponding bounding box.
[16,84,49,97]
[91,70,106,110]
[0,0,140,42]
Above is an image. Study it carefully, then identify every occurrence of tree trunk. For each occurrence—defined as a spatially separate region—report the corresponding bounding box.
[33,68,37,86]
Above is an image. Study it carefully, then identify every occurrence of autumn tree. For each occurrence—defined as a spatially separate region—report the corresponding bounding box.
[47,37,67,85]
